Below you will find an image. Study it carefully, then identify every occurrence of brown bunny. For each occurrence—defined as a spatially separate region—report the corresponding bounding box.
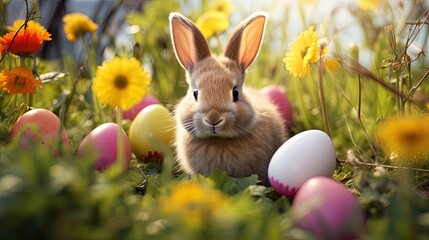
[169,11,288,185]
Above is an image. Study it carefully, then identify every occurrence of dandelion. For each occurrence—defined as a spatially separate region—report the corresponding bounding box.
[160,181,228,219]
[357,0,382,11]
[196,10,229,39]
[8,20,52,41]
[283,26,328,78]
[62,12,98,42]
[0,27,51,57]
[92,57,151,110]
[210,0,233,15]
[0,67,42,94]
[376,115,429,166]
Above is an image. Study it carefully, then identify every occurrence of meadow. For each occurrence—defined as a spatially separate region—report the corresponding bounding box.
[1,0,429,239]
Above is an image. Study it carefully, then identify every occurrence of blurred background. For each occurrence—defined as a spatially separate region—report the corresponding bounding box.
[5,0,428,65]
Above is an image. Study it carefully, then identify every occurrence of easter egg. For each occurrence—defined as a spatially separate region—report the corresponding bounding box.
[123,94,161,120]
[261,85,293,128]
[292,176,365,239]
[268,129,336,196]
[8,108,70,152]
[128,104,175,160]
[77,123,131,171]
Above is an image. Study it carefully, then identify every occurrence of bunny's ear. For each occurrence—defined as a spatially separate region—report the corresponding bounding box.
[169,12,211,71]
[224,12,268,70]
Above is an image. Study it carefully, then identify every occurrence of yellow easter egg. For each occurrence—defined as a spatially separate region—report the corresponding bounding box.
[128,104,175,160]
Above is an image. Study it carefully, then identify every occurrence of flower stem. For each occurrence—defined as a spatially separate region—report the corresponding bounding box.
[81,35,105,123]
[405,58,412,114]
[317,58,331,137]
[104,108,125,179]
[19,57,30,111]
[395,70,404,114]
[22,93,29,109]
[116,107,124,169]
[293,75,312,129]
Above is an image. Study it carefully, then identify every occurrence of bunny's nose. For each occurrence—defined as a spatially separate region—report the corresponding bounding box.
[204,110,223,127]
[205,118,223,126]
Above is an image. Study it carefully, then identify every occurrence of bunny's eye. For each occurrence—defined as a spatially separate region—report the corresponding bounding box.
[232,86,239,102]
[193,89,199,101]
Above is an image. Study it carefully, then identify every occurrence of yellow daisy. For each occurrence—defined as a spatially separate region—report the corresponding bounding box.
[0,67,42,94]
[92,57,151,110]
[8,20,52,41]
[196,10,229,39]
[376,115,429,166]
[62,12,98,42]
[209,0,233,15]
[357,0,382,11]
[159,181,228,219]
[283,26,328,78]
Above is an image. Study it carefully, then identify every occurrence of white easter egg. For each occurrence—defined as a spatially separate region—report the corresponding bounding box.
[268,130,336,196]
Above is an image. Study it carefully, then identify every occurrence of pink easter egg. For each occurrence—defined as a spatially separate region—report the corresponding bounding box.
[122,95,160,120]
[77,123,131,171]
[261,85,293,128]
[8,108,70,154]
[292,176,365,239]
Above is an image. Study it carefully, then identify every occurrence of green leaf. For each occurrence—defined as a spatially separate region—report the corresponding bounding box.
[207,170,259,195]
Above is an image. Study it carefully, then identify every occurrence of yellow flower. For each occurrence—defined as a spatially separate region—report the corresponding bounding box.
[8,20,52,41]
[159,181,228,219]
[92,57,151,110]
[357,0,382,11]
[376,115,429,166]
[62,12,98,42]
[283,26,328,78]
[196,10,229,39]
[209,0,233,15]
[0,67,42,94]
[324,57,340,73]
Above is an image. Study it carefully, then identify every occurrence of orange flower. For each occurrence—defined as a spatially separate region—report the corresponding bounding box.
[0,67,42,94]
[0,28,46,56]
[8,20,52,41]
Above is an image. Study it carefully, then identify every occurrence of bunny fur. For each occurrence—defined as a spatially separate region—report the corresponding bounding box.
[169,11,288,184]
